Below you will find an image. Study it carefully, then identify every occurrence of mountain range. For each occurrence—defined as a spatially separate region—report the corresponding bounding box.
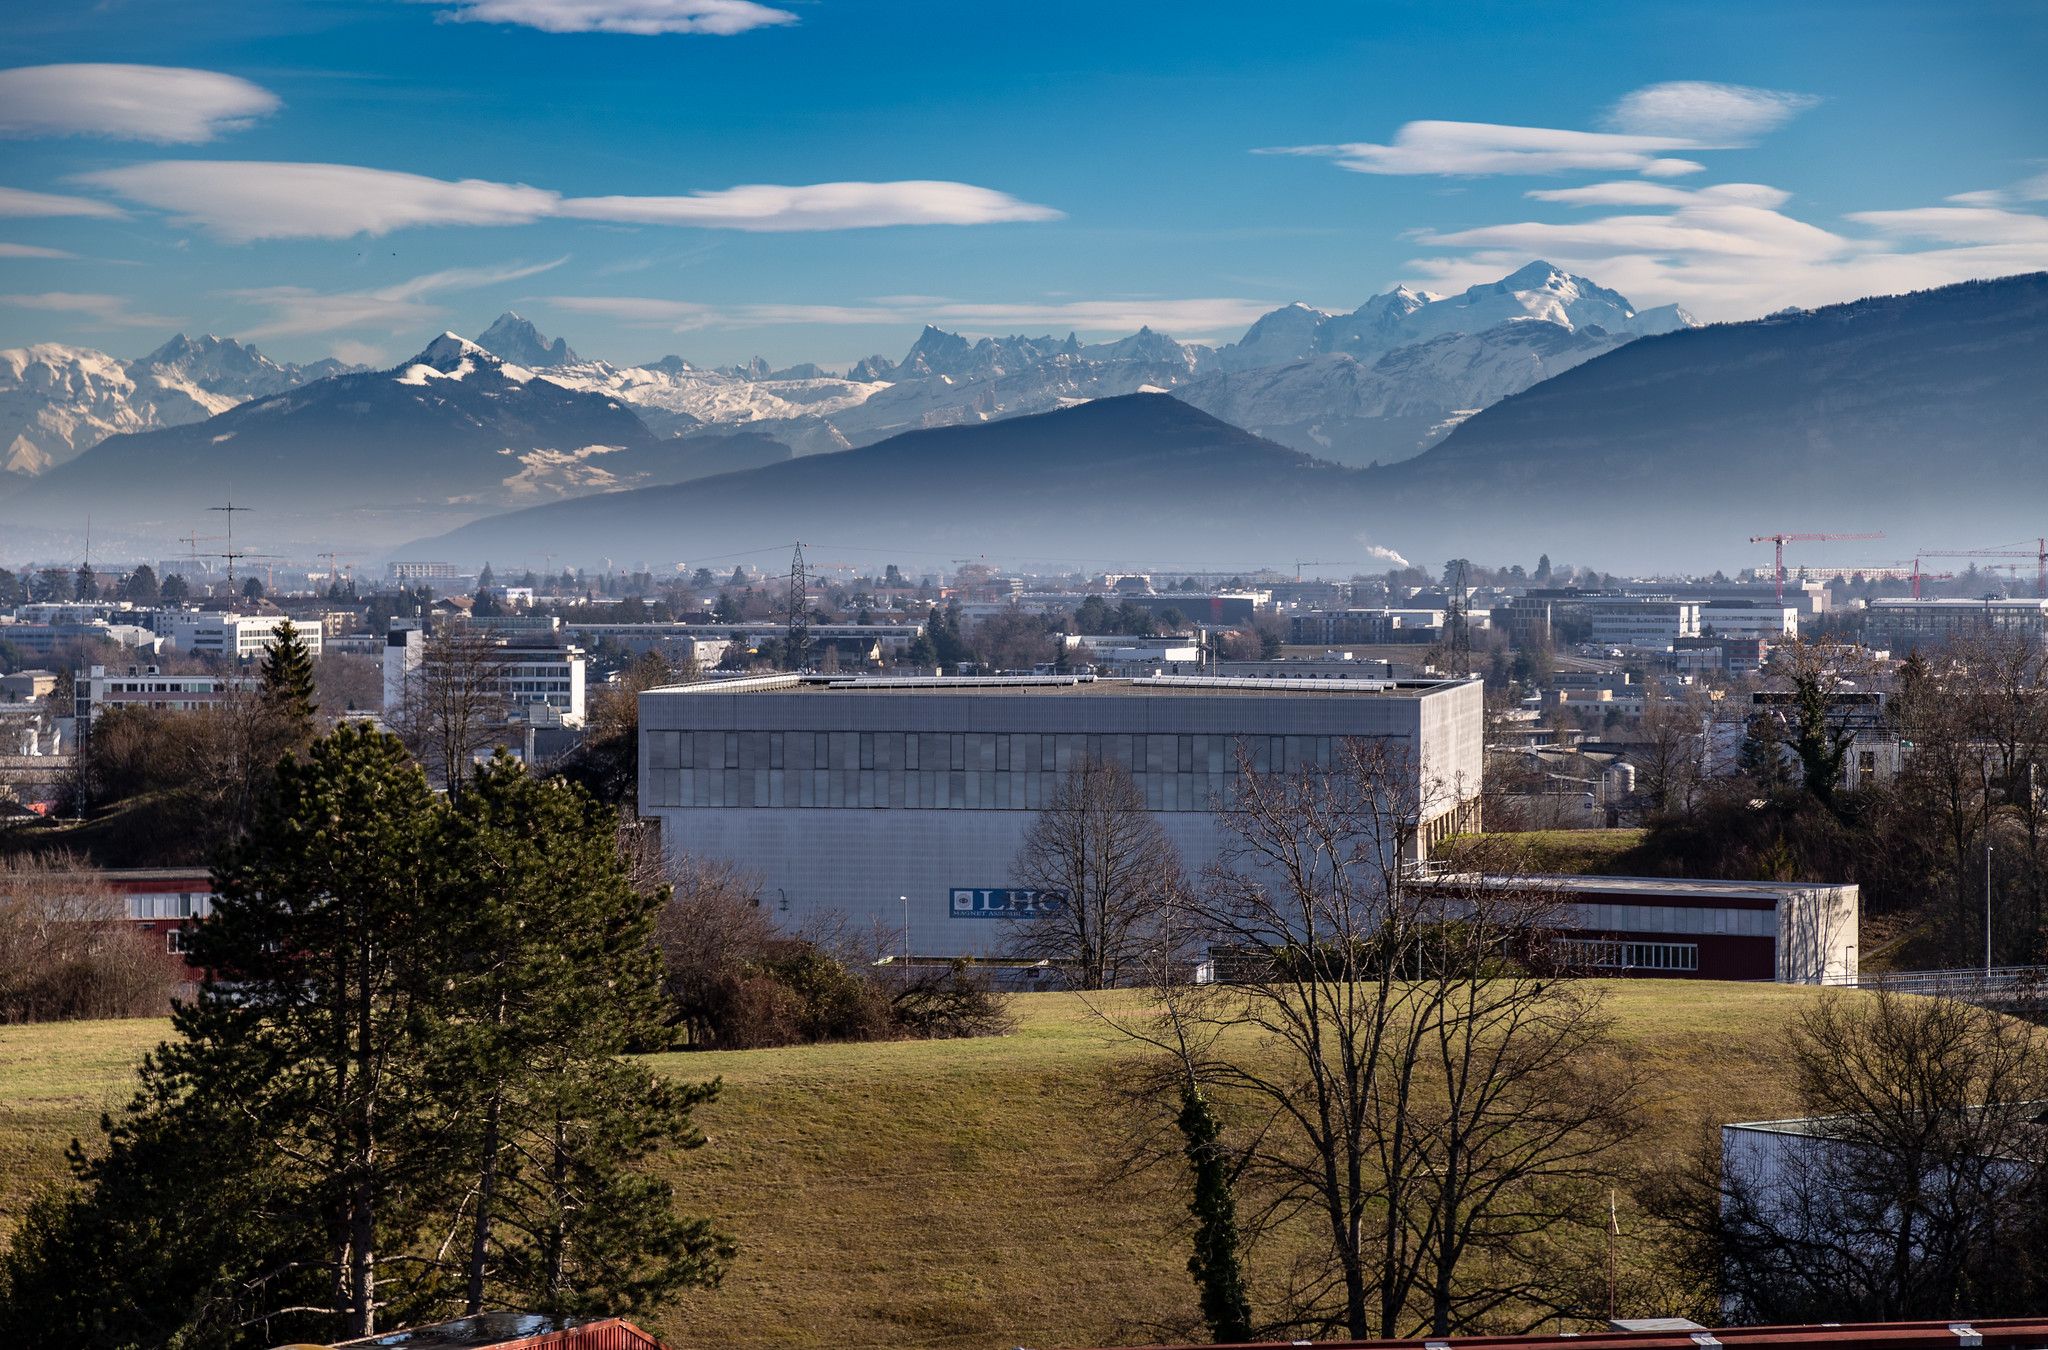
[400,272,2048,571]
[0,336,363,478]
[0,263,1693,508]
[5,334,789,545]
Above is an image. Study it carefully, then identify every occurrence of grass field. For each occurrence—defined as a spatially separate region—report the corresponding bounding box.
[0,983,1832,1348]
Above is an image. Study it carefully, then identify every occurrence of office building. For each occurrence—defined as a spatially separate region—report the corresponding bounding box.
[1864,597,2048,650]
[1586,598,1702,650]
[170,614,323,660]
[383,623,587,726]
[638,672,1484,956]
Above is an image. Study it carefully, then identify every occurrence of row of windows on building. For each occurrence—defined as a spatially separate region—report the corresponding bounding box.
[1551,939,1699,971]
[643,729,1385,811]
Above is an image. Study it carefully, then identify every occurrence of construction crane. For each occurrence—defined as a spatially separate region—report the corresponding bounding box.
[317,551,366,590]
[1918,540,2047,598]
[1293,559,1356,582]
[1749,532,1885,600]
[1774,560,1954,598]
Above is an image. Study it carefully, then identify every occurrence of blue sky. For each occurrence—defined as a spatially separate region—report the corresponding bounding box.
[2,0,2044,370]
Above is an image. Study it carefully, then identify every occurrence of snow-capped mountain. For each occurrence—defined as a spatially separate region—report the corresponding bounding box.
[8,334,784,541]
[475,312,580,368]
[509,262,1696,467]
[0,335,363,479]
[1176,320,1645,466]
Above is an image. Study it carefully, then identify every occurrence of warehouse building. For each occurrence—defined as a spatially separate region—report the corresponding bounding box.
[638,672,1484,956]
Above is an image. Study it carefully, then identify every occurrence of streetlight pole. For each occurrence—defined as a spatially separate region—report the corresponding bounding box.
[900,894,910,989]
[1985,845,1993,973]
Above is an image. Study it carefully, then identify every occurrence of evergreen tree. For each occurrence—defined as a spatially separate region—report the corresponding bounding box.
[123,563,161,600]
[76,563,99,600]
[162,572,191,601]
[440,758,731,1314]
[1534,553,1552,583]
[260,620,318,731]
[0,735,733,1343]
[242,575,266,600]
[1177,1080,1252,1343]
[479,561,496,588]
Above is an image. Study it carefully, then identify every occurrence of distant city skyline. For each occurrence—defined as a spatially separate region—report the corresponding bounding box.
[1,0,2043,368]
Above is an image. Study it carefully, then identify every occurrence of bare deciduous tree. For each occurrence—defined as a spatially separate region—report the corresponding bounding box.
[0,850,174,1021]
[392,625,510,796]
[1647,989,2048,1324]
[1144,739,1641,1339]
[1013,751,1185,989]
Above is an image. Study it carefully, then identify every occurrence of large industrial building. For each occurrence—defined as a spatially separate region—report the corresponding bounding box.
[637,672,1485,956]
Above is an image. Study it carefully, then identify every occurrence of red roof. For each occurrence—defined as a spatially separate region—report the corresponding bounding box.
[1113,1320,2047,1349]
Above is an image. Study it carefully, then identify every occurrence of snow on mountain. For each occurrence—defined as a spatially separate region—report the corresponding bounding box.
[474,312,580,367]
[1178,320,1638,466]
[0,334,363,479]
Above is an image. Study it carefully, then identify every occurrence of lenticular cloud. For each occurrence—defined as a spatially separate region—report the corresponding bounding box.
[75,160,1063,241]
[0,64,280,144]
[428,0,797,35]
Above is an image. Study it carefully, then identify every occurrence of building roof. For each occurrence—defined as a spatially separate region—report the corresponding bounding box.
[647,673,1476,700]
[1105,1319,2048,1348]
[1417,872,1856,901]
[332,1313,665,1350]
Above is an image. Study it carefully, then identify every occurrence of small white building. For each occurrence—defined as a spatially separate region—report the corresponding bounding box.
[170,613,323,660]
[1701,602,1801,639]
[1587,599,1702,650]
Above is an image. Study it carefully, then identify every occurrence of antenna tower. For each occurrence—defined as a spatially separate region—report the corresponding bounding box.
[786,540,811,671]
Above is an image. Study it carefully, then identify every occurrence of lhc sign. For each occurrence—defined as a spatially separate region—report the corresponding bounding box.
[951,888,1068,918]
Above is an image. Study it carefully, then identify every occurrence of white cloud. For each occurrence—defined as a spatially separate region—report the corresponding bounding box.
[0,64,279,144]
[1262,122,1705,178]
[429,0,796,34]
[81,162,557,244]
[0,186,127,219]
[1846,206,2048,246]
[1602,81,1821,144]
[1401,180,2048,321]
[1945,171,2048,207]
[558,181,1064,231]
[0,291,179,327]
[542,294,1273,336]
[76,161,1062,241]
[0,242,78,258]
[329,339,390,367]
[226,258,569,337]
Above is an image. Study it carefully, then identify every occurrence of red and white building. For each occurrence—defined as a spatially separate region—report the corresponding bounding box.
[1413,873,1859,984]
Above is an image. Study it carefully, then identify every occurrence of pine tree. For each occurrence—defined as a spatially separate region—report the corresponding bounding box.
[440,756,731,1314]
[479,561,496,588]
[260,619,318,731]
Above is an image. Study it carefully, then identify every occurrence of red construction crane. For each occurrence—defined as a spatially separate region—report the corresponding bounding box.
[1748,532,1886,600]
[1918,539,2047,598]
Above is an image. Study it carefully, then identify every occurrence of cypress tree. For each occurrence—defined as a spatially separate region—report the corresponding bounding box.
[1178,1079,1252,1343]
[260,619,318,730]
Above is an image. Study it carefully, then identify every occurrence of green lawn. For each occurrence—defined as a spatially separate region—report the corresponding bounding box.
[0,984,1830,1348]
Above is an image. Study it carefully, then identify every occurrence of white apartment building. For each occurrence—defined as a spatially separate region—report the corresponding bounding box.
[383,624,587,726]
[170,613,323,660]
[73,664,263,724]
[1587,599,1702,650]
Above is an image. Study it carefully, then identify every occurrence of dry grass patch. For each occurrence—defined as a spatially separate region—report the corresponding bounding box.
[0,985,1832,1347]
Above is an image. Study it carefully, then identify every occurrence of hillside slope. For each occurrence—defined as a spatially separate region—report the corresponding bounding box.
[1377,272,2048,562]
[408,392,1369,566]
